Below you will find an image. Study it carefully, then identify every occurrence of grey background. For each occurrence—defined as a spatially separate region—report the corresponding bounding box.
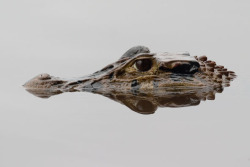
[0,0,250,167]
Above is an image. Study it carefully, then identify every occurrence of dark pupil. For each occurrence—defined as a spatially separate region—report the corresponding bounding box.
[135,59,152,72]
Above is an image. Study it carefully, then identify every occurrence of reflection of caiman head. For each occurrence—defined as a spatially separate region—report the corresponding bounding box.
[24,46,236,114]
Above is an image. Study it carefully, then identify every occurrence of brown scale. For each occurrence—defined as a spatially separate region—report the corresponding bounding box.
[198,55,207,62]
[197,56,218,85]
[197,55,237,86]
[206,92,215,100]
[204,60,215,77]
[198,56,207,73]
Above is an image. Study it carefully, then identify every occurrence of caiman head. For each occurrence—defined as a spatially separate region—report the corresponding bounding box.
[24,46,236,114]
[24,46,235,92]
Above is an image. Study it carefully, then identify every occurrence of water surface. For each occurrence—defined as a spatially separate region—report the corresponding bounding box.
[0,0,250,167]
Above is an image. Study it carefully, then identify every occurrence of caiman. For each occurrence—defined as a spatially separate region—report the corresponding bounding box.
[24,46,236,114]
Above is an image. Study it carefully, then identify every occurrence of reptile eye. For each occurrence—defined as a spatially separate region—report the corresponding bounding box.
[134,59,152,72]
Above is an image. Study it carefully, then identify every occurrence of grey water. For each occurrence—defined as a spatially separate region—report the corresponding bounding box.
[0,0,250,167]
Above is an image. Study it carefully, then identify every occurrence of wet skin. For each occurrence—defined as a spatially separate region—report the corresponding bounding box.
[24,46,236,114]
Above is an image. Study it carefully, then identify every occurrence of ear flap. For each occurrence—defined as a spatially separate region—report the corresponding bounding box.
[120,46,150,59]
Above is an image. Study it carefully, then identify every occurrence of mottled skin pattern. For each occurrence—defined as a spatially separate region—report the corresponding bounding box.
[24,46,236,114]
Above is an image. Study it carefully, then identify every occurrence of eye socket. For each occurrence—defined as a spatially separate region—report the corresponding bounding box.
[134,59,152,72]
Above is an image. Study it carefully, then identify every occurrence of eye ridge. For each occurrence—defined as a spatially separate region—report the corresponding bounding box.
[134,59,152,72]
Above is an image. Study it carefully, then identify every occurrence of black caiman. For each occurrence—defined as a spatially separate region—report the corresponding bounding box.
[24,46,236,114]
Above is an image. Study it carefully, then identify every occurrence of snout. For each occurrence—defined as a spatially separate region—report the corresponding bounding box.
[23,73,65,89]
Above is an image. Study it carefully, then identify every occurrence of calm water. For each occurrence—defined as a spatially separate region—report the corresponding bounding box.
[1,0,250,167]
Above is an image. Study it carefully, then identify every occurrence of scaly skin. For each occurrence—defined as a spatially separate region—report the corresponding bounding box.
[24,46,236,114]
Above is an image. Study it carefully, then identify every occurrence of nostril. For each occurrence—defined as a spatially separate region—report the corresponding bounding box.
[38,73,51,80]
